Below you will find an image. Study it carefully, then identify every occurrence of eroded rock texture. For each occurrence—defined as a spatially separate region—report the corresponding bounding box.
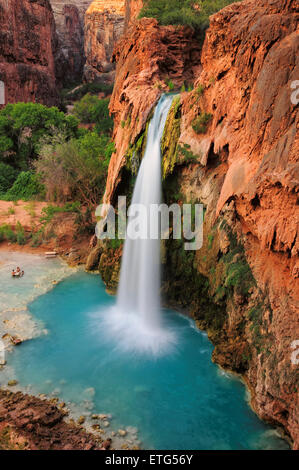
[50,1,90,85]
[0,390,101,450]
[124,0,143,29]
[103,17,202,206]
[0,0,58,106]
[84,0,125,84]
[95,0,299,448]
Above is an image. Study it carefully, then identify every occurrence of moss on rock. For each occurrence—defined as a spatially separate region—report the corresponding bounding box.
[161,95,181,178]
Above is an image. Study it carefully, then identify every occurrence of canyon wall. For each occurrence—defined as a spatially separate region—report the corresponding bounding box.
[124,0,143,29]
[103,18,202,208]
[50,1,90,85]
[89,0,299,448]
[0,0,58,106]
[84,0,125,84]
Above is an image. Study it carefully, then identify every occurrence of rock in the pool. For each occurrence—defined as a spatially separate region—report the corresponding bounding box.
[77,415,85,425]
[7,380,18,387]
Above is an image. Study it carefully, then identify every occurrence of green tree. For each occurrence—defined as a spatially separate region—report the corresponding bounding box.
[73,94,113,134]
[0,162,18,195]
[5,171,45,201]
[35,132,115,206]
[0,102,79,170]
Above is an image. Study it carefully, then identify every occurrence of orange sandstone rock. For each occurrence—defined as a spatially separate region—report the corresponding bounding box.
[103,18,202,210]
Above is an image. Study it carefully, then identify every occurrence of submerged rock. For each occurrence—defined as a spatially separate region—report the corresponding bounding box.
[7,380,18,387]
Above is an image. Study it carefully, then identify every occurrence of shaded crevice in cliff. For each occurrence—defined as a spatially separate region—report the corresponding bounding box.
[83,0,126,85]
[0,0,58,106]
[51,1,88,86]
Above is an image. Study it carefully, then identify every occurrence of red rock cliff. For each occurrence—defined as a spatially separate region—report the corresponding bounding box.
[0,0,58,106]
[50,1,90,85]
[99,0,299,448]
[124,0,143,29]
[84,0,125,84]
[103,17,202,207]
[177,0,299,447]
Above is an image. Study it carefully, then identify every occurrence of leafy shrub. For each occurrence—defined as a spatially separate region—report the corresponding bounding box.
[225,261,254,296]
[16,222,26,245]
[166,79,175,91]
[40,202,81,224]
[220,222,256,297]
[61,82,113,102]
[196,84,205,97]
[73,94,113,134]
[0,162,18,195]
[30,230,43,248]
[192,112,212,134]
[177,144,200,164]
[5,172,45,201]
[0,224,16,243]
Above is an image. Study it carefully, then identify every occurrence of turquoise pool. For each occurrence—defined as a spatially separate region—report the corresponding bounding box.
[5,271,288,450]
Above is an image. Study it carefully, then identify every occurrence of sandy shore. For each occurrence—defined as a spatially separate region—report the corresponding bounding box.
[0,250,75,352]
[0,241,50,256]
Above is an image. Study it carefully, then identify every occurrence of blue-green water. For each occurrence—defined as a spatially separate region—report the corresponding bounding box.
[6,272,288,450]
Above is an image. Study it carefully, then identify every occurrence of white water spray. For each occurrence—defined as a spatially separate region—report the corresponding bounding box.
[101,95,176,355]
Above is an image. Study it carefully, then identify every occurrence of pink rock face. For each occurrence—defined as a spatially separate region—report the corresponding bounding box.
[0,0,58,106]
[84,1,126,84]
[50,1,90,85]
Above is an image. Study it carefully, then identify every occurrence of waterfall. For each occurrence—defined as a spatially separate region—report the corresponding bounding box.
[117,94,174,329]
[102,95,176,356]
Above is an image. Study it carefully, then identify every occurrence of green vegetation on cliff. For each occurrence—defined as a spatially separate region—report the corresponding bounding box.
[162,96,181,178]
[192,112,212,134]
[125,123,149,176]
[161,95,202,178]
[139,0,239,31]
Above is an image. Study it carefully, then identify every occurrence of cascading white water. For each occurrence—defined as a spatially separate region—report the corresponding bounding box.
[117,94,174,329]
[101,95,176,355]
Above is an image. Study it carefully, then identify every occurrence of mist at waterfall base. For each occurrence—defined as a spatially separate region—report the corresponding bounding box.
[101,94,177,356]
